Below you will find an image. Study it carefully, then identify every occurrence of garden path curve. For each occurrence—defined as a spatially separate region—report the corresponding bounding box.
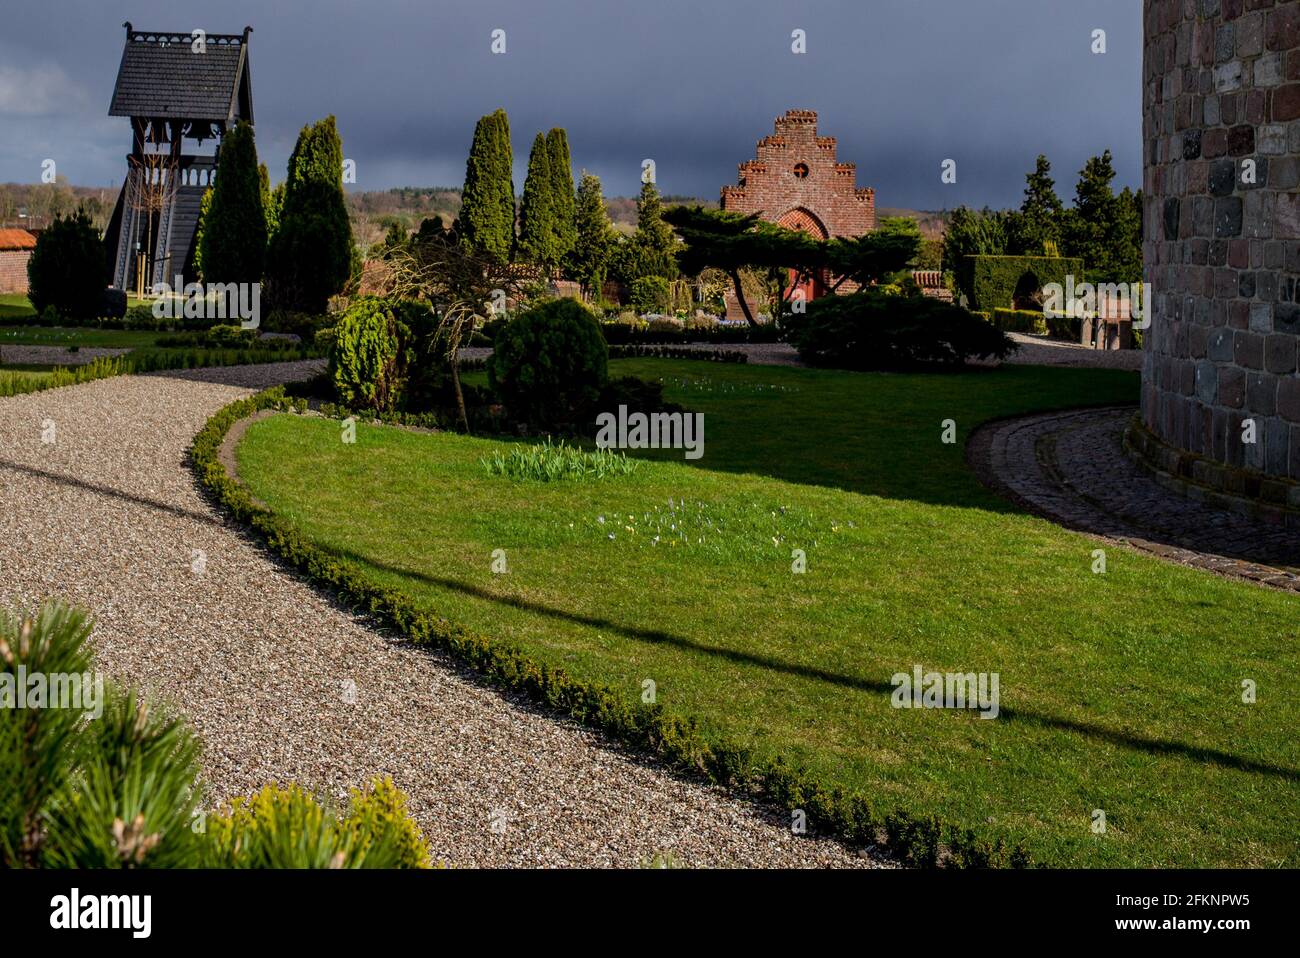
[970,405,1300,592]
[0,361,884,867]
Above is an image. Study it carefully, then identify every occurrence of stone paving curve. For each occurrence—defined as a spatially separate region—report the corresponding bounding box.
[969,405,1300,593]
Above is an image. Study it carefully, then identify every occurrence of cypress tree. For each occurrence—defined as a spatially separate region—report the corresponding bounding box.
[518,133,558,267]
[460,109,515,263]
[198,121,266,284]
[571,171,615,297]
[264,115,353,314]
[545,128,576,265]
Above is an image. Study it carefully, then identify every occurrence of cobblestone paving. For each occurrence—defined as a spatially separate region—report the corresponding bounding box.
[969,405,1300,593]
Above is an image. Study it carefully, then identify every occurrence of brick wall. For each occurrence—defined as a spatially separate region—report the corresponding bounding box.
[1142,0,1300,482]
[0,250,30,294]
[720,110,875,239]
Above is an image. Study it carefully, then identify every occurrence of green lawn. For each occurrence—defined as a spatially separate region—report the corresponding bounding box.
[235,359,1300,867]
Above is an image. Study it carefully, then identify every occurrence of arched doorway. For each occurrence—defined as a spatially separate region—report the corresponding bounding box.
[775,207,830,303]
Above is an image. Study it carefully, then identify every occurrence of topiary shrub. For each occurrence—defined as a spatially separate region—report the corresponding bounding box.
[329,298,408,412]
[26,210,106,321]
[990,308,1048,335]
[488,297,608,428]
[783,291,1016,370]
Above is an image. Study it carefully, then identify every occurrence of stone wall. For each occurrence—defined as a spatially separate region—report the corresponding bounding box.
[1142,0,1300,483]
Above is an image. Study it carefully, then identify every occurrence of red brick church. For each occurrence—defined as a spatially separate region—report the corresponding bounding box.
[719,109,875,315]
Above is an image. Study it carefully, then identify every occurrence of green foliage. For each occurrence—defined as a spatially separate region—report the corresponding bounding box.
[460,109,515,264]
[329,298,408,412]
[940,206,1008,281]
[198,121,267,284]
[962,254,1084,312]
[488,297,608,427]
[629,275,671,313]
[26,210,105,320]
[42,689,205,869]
[0,598,429,869]
[193,188,213,279]
[628,180,678,280]
[202,779,429,869]
[570,172,616,296]
[265,116,354,314]
[1060,150,1142,283]
[991,307,1049,334]
[783,290,1015,370]
[1006,154,1065,255]
[482,438,640,482]
[546,128,577,266]
[518,133,559,267]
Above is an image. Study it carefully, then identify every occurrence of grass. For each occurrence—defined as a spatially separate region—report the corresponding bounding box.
[481,438,641,482]
[235,359,1300,867]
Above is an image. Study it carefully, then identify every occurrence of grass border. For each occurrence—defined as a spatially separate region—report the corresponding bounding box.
[194,386,1035,868]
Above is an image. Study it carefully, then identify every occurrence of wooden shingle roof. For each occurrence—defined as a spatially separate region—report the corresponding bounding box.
[108,23,252,122]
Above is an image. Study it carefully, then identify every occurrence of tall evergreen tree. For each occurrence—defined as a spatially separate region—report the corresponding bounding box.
[518,133,558,267]
[198,121,266,284]
[545,128,576,266]
[460,109,515,264]
[632,179,677,279]
[570,171,616,298]
[1008,154,1064,255]
[1061,150,1140,281]
[264,115,353,313]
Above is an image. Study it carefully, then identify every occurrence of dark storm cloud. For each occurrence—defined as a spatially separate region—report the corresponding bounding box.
[0,0,1140,208]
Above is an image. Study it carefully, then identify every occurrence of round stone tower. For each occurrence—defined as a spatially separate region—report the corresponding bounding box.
[1139,0,1300,510]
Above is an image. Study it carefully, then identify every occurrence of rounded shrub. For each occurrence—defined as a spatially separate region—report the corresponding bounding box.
[329,298,408,411]
[488,297,608,428]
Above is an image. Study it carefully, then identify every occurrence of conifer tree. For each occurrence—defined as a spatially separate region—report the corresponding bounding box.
[198,121,266,284]
[545,128,577,266]
[264,116,353,313]
[460,109,515,263]
[570,171,616,298]
[518,133,558,267]
[632,179,677,279]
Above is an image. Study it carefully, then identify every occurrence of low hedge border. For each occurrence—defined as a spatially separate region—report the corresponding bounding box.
[608,344,749,364]
[192,388,1032,869]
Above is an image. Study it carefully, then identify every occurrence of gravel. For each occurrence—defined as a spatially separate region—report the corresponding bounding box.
[464,335,1143,370]
[0,345,133,366]
[0,360,886,868]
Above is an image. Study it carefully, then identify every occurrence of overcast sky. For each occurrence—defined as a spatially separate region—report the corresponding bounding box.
[0,0,1141,208]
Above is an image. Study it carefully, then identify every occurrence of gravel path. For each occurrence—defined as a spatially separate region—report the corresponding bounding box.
[969,405,1300,592]
[464,335,1143,370]
[0,360,883,868]
[0,345,132,366]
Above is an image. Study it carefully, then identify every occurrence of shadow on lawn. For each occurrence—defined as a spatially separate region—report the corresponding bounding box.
[336,546,1300,784]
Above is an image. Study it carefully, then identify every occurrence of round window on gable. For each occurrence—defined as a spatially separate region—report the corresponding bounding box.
[793,162,809,179]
